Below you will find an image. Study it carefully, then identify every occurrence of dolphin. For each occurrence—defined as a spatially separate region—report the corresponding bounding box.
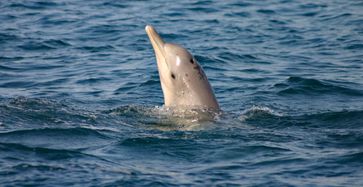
[145,25,219,110]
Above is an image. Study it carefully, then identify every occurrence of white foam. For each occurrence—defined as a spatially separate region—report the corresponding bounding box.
[239,105,283,121]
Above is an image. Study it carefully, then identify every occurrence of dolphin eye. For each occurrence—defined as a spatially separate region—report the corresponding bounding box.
[171,73,176,79]
[190,59,194,64]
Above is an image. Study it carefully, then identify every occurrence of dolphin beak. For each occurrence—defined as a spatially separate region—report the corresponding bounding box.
[145,25,172,99]
[145,25,166,60]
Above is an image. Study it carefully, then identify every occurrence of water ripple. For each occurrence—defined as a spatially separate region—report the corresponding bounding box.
[1,0,363,186]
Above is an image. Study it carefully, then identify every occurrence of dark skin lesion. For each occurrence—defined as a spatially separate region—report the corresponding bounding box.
[171,73,176,79]
[193,64,205,80]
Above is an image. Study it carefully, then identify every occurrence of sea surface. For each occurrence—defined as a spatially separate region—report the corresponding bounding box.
[1,0,363,186]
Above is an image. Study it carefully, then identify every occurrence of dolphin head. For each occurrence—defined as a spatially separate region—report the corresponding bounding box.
[145,25,219,110]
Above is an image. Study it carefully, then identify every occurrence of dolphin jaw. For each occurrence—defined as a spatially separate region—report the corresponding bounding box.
[145,25,173,103]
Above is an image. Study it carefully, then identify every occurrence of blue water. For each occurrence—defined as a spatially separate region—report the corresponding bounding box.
[1,0,363,186]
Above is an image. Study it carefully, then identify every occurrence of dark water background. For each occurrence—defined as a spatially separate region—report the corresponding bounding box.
[1,0,363,186]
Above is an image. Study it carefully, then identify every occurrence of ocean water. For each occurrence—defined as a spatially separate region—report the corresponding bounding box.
[1,0,363,186]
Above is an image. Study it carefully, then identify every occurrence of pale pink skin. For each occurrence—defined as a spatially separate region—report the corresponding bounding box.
[145,25,219,110]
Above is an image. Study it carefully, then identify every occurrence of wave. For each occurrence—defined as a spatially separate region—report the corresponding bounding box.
[2,96,362,131]
[7,1,61,10]
[239,104,363,129]
[0,97,121,133]
[0,127,112,150]
[0,141,85,157]
[274,76,363,96]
